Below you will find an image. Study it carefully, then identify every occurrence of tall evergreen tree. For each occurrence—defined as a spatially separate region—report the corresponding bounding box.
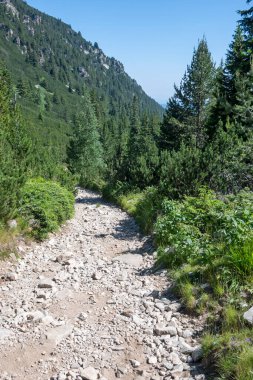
[127,97,159,187]
[207,63,233,136]
[67,88,105,186]
[234,69,253,133]
[239,0,253,72]
[160,38,215,150]
[226,26,246,79]
[0,64,32,219]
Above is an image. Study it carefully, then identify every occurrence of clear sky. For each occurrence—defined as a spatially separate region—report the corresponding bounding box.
[26,0,244,104]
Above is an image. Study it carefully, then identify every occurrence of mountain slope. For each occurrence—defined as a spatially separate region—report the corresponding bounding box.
[0,0,163,163]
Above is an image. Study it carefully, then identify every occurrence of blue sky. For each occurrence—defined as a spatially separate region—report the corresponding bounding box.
[26,0,244,104]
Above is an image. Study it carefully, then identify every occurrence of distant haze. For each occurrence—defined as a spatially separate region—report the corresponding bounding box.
[27,0,243,104]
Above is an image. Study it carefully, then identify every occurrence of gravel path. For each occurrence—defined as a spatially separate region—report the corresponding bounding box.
[0,190,206,380]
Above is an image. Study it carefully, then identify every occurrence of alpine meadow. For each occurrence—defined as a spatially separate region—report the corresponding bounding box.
[0,1,253,379]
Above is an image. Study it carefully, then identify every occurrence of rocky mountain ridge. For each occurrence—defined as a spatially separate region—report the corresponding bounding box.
[0,0,162,115]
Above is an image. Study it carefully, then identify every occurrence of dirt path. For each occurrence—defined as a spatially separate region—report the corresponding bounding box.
[0,190,205,380]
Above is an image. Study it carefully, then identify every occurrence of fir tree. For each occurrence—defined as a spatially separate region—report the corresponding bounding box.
[67,88,105,186]
[160,38,215,150]
[0,64,32,219]
[207,63,233,136]
[234,68,253,133]
[226,26,246,79]
[239,0,253,72]
[127,98,159,187]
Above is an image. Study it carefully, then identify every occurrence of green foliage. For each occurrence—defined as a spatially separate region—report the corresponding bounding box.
[0,0,163,184]
[202,330,253,380]
[67,89,105,188]
[222,305,241,331]
[159,144,205,198]
[48,165,78,193]
[20,178,74,239]
[102,181,134,202]
[159,126,253,198]
[103,184,162,234]
[126,98,160,187]
[155,188,253,273]
[118,192,144,216]
[134,187,163,233]
[160,38,215,150]
[0,63,32,220]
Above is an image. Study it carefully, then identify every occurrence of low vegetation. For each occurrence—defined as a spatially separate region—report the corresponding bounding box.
[20,178,74,240]
[107,186,253,379]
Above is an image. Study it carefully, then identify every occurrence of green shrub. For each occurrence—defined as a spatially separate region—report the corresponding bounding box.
[20,178,74,239]
[159,144,206,199]
[103,184,163,233]
[155,188,253,276]
[50,165,78,193]
[202,330,253,380]
[102,181,135,202]
[118,192,143,215]
[134,187,163,233]
[154,187,253,379]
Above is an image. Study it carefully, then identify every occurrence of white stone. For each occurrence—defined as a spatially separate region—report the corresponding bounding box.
[147,356,157,364]
[132,314,144,326]
[243,306,253,324]
[38,278,53,289]
[154,323,177,336]
[130,359,140,368]
[178,340,194,354]
[0,328,13,340]
[46,323,73,345]
[170,352,182,365]
[80,366,99,380]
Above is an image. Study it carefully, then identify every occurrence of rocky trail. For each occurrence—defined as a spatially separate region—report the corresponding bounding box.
[0,190,206,380]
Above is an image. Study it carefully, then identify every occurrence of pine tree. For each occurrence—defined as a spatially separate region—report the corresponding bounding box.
[67,88,105,186]
[207,63,233,136]
[0,64,32,219]
[127,97,159,187]
[234,68,253,133]
[239,0,253,72]
[226,26,246,79]
[160,38,215,150]
[222,3,253,133]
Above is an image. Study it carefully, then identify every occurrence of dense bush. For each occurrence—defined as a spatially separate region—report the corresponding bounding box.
[20,178,75,239]
[155,188,253,379]
[155,188,253,275]
[159,144,205,199]
[102,181,135,202]
[133,187,163,233]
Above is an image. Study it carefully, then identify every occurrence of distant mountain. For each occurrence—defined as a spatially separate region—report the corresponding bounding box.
[0,0,163,161]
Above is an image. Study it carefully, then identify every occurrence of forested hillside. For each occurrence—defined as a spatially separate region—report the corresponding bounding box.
[0,0,163,177]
